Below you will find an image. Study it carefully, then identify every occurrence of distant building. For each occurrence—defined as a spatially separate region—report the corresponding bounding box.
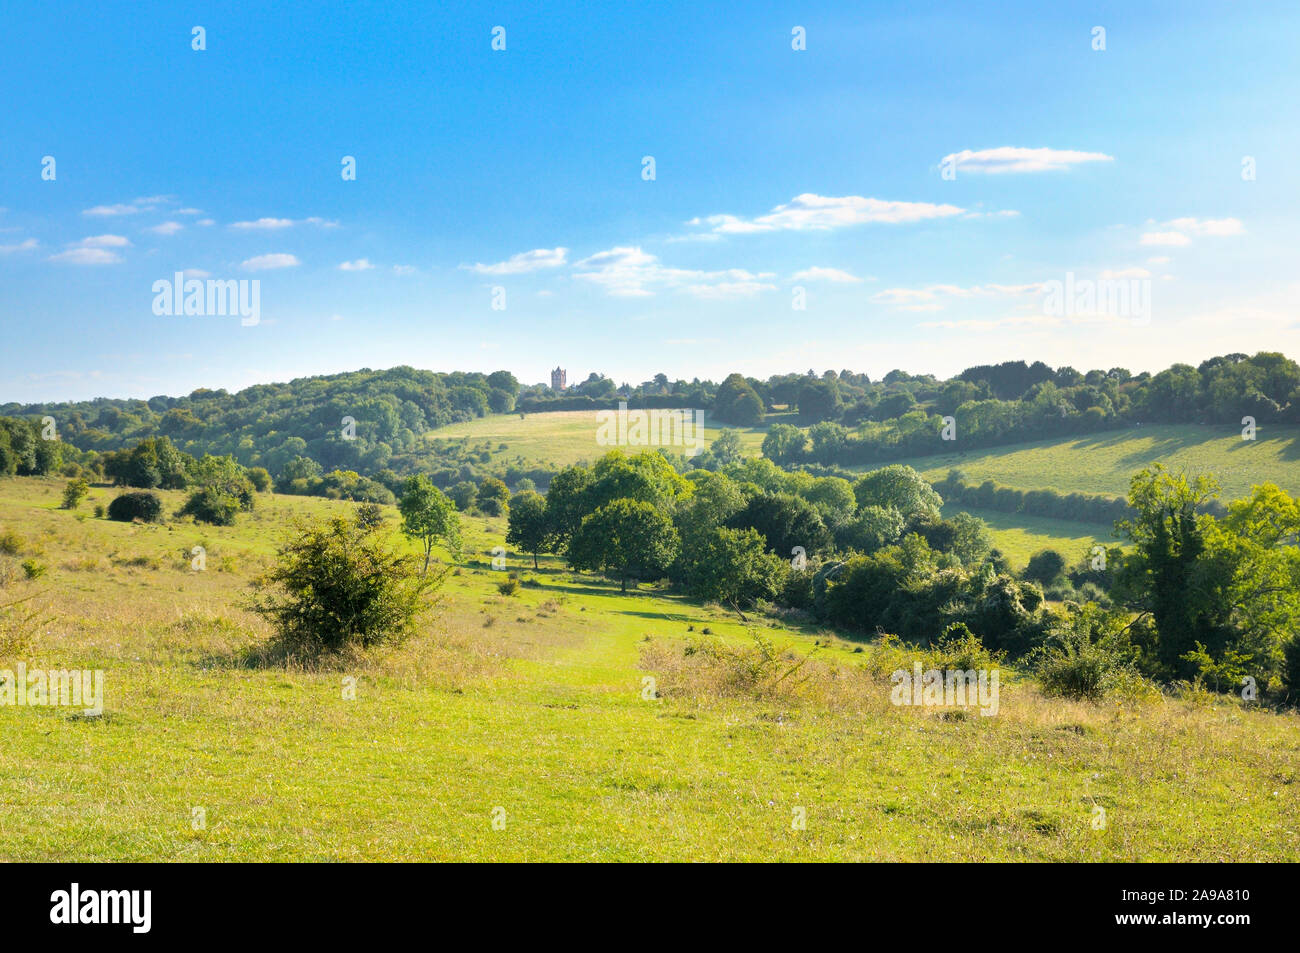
[551,367,567,391]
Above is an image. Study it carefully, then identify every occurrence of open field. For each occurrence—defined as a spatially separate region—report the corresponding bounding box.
[426,410,785,468]
[942,505,1106,570]
[894,425,1300,501]
[2,477,1297,861]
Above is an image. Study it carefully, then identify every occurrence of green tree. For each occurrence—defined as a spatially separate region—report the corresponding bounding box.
[713,373,765,426]
[477,476,511,517]
[678,526,785,607]
[761,423,807,465]
[398,475,460,573]
[568,498,679,592]
[505,490,555,569]
[853,465,943,524]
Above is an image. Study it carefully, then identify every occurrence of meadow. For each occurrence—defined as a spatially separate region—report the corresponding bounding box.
[2,476,1297,861]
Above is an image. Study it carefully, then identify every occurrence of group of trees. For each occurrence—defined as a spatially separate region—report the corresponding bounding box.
[0,417,62,477]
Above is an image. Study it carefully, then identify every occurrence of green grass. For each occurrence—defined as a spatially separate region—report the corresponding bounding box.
[893,424,1300,501]
[427,409,786,469]
[943,505,1105,569]
[2,476,1298,861]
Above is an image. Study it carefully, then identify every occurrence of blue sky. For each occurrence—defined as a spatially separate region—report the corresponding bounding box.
[2,0,1298,402]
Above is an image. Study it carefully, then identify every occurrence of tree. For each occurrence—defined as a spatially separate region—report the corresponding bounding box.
[709,428,744,466]
[762,423,807,464]
[477,476,511,517]
[179,455,255,526]
[853,465,943,524]
[1024,549,1068,586]
[249,516,439,656]
[544,465,593,548]
[727,493,832,558]
[797,379,842,423]
[713,373,765,426]
[1114,465,1230,677]
[447,480,478,512]
[568,499,679,592]
[398,475,460,573]
[679,526,786,607]
[505,491,555,569]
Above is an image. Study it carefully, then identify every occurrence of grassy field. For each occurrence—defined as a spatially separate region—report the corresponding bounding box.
[943,505,1106,569]
[895,424,1300,501]
[2,476,1297,861]
[427,409,785,468]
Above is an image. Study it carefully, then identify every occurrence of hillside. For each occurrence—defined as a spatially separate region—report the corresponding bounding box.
[2,476,1296,861]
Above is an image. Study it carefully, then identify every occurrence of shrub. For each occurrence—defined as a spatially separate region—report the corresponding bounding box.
[0,529,24,556]
[354,502,385,530]
[1024,549,1067,586]
[61,479,90,510]
[93,504,105,519]
[246,467,272,492]
[1032,605,1135,701]
[108,491,164,523]
[497,574,521,596]
[249,516,440,656]
[21,559,46,581]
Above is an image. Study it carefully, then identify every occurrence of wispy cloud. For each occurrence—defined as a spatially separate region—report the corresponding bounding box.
[791,266,864,283]
[146,221,184,236]
[689,193,964,234]
[574,246,775,298]
[47,235,131,264]
[82,195,174,216]
[338,258,375,271]
[0,238,39,254]
[1140,217,1244,246]
[466,247,569,275]
[941,147,1114,174]
[873,282,1044,311]
[242,253,300,271]
[230,216,338,230]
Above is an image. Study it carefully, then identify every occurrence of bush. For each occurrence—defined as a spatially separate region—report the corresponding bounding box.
[21,559,46,581]
[0,530,24,556]
[61,479,90,510]
[246,467,272,492]
[108,491,164,523]
[497,574,521,596]
[1024,549,1067,586]
[249,516,440,657]
[1033,605,1135,701]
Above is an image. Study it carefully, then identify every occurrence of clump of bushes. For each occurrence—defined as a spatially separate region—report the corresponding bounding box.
[497,574,521,596]
[108,491,164,523]
[249,516,441,658]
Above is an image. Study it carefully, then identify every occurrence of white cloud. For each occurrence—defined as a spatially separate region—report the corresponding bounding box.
[231,217,295,230]
[48,247,122,265]
[146,221,184,236]
[690,193,964,234]
[338,258,375,271]
[177,208,203,216]
[0,238,38,254]
[197,219,216,227]
[1099,267,1151,279]
[1147,256,1172,265]
[80,234,131,248]
[791,266,863,283]
[467,247,569,275]
[392,265,417,275]
[182,268,212,279]
[873,282,1044,311]
[941,147,1114,174]
[574,245,775,298]
[242,253,300,271]
[1140,217,1244,246]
